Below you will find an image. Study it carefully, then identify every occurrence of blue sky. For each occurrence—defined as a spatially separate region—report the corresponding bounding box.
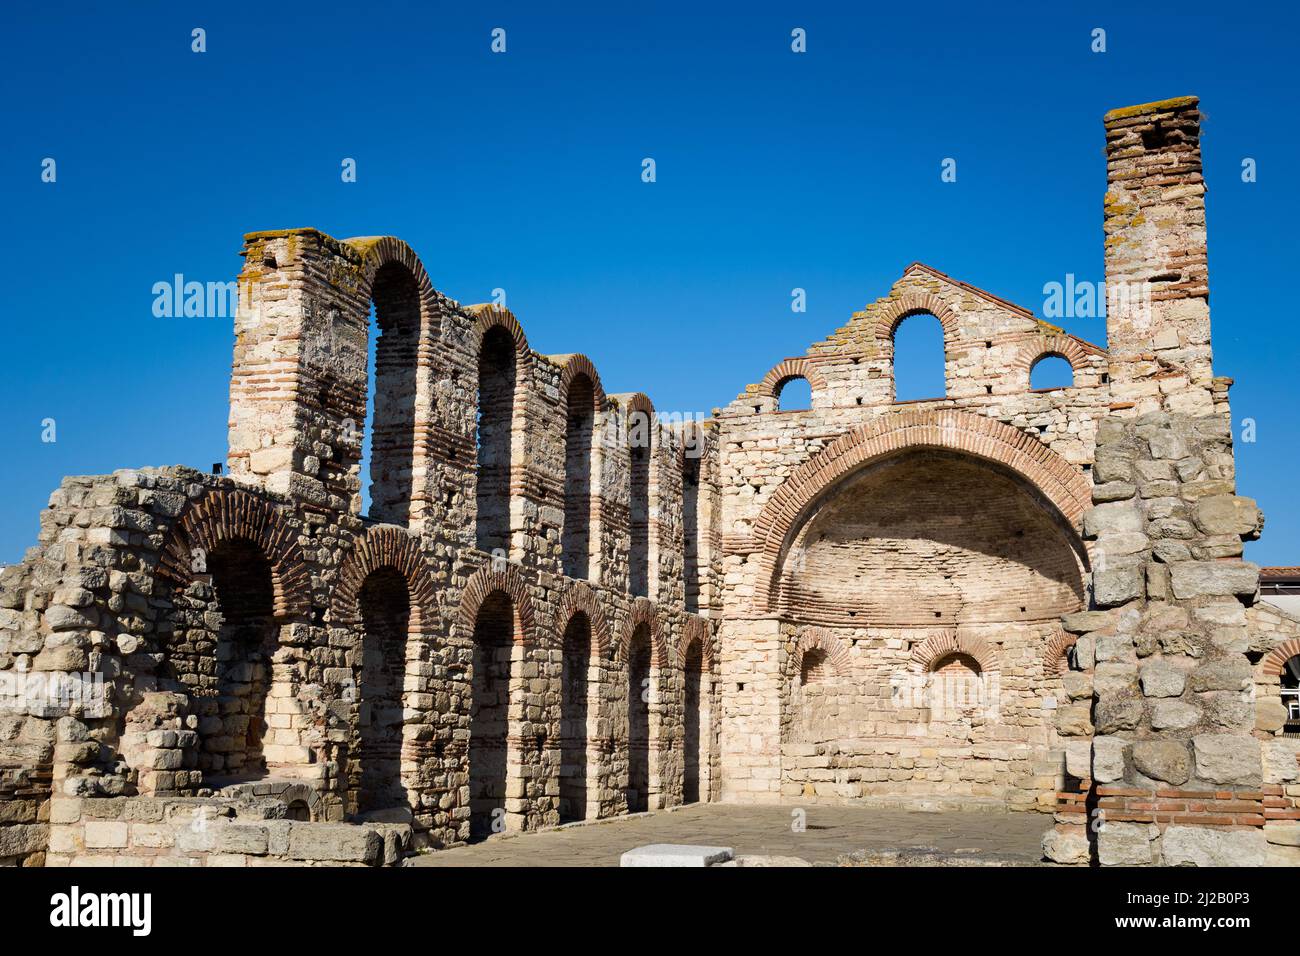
[1,2,1296,564]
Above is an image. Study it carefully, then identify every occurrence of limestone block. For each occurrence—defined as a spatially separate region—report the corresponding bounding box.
[1150,699,1199,731]
[84,821,129,849]
[1092,736,1127,783]
[1192,495,1261,537]
[1042,826,1090,865]
[1192,734,1260,785]
[1263,739,1300,782]
[1064,740,1091,778]
[1131,741,1190,785]
[1169,561,1259,600]
[1256,699,1289,734]
[1098,822,1158,866]
[1084,502,1143,537]
[1094,569,1143,608]
[1264,823,1300,847]
[1161,826,1266,867]
[1139,661,1186,698]
[1187,659,1251,693]
[286,823,383,864]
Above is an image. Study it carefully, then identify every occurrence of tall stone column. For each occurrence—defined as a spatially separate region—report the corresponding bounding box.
[1046,98,1273,865]
[1102,96,1214,416]
[228,228,370,514]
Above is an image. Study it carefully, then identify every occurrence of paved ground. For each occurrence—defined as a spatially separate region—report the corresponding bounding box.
[407,803,1049,867]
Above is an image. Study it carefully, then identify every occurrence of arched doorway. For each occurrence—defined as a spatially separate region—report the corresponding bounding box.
[477,326,517,554]
[470,590,516,838]
[559,611,595,821]
[201,537,277,780]
[356,566,411,814]
[361,261,422,524]
[682,639,704,804]
[626,623,653,812]
[563,374,596,580]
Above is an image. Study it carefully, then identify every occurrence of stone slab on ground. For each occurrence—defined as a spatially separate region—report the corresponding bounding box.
[620,843,733,867]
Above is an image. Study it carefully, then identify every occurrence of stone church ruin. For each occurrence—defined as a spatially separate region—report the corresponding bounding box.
[2,96,1297,867]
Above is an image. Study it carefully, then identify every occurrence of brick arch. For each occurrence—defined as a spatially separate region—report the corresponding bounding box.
[1012,334,1092,385]
[342,235,442,330]
[678,615,714,670]
[791,627,851,680]
[874,292,959,347]
[158,488,310,619]
[617,392,655,425]
[908,631,1000,675]
[330,525,438,631]
[554,353,607,412]
[757,358,826,400]
[557,581,612,658]
[456,563,538,646]
[1260,639,1300,679]
[749,409,1091,613]
[466,303,532,366]
[617,598,669,668]
[1043,628,1079,678]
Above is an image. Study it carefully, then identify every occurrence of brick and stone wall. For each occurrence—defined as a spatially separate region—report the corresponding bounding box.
[1,94,1291,868]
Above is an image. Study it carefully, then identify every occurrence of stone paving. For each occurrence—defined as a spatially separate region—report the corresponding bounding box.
[406,803,1049,867]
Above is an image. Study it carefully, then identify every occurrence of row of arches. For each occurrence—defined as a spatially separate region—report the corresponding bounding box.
[789,626,1073,688]
[757,323,1096,411]
[152,494,715,837]
[343,245,697,604]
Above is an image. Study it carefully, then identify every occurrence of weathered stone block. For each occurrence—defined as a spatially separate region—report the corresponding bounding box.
[1094,568,1143,608]
[287,824,383,864]
[1169,561,1259,600]
[1042,826,1090,865]
[1092,736,1127,783]
[1131,741,1190,785]
[1192,734,1260,785]
[1192,495,1260,537]
[1161,826,1266,867]
[1139,661,1186,698]
[1098,822,1158,866]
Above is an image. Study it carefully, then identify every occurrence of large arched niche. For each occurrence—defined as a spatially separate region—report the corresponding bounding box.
[774,449,1087,627]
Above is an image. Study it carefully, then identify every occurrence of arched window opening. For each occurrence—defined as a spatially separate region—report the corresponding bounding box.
[356,567,410,815]
[892,312,946,402]
[563,375,596,579]
[776,376,811,411]
[361,263,421,524]
[682,641,704,804]
[1031,354,1074,390]
[470,590,515,839]
[203,538,276,781]
[930,652,983,715]
[628,411,652,597]
[559,612,594,822]
[1281,655,1300,730]
[682,454,701,614]
[800,647,829,686]
[477,326,517,554]
[626,624,653,812]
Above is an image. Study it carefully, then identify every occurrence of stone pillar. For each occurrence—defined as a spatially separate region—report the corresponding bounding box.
[1103,96,1214,416]
[718,616,784,803]
[1048,413,1266,866]
[228,228,370,514]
